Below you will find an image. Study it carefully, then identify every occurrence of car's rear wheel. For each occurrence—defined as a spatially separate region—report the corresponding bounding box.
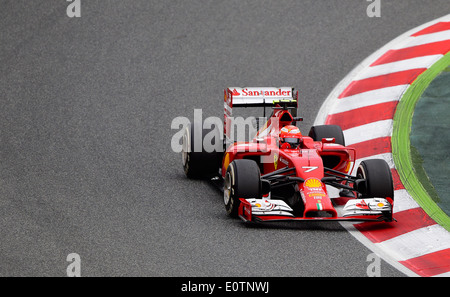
[357,159,394,199]
[182,121,222,179]
[224,159,262,217]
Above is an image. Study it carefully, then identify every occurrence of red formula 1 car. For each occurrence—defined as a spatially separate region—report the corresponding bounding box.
[181,87,395,224]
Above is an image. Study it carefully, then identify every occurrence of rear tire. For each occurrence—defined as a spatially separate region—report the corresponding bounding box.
[357,159,394,199]
[224,159,262,217]
[181,121,222,179]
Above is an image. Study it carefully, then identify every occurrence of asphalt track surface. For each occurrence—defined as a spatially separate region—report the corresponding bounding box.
[1,0,449,277]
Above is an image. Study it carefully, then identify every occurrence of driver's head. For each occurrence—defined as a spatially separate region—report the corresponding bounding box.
[279,125,302,149]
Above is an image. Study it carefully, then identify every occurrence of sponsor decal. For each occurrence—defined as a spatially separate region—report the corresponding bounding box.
[279,156,289,166]
[309,193,326,198]
[274,153,278,170]
[302,178,328,201]
[304,178,322,188]
[238,88,291,97]
[356,200,370,210]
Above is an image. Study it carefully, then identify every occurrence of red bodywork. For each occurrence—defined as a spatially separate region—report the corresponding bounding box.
[221,87,393,223]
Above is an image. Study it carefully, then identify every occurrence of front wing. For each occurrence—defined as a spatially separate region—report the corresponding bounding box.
[238,198,394,223]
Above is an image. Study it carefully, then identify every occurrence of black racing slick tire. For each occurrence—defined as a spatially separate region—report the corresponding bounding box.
[308,125,345,146]
[181,121,222,179]
[357,159,394,199]
[224,159,262,218]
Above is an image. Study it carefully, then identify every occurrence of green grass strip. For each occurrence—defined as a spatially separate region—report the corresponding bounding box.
[392,51,450,231]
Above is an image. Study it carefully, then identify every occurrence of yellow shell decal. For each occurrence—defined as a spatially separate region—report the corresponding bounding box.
[274,154,278,170]
[304,178,322,188]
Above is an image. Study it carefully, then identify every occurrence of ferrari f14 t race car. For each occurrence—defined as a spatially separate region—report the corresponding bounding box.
[181,87,395,224]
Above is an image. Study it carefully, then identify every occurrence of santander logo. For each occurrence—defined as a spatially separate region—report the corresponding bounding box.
[234,88,291,97]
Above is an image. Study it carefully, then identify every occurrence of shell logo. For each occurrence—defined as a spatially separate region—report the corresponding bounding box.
[304,178,322,188]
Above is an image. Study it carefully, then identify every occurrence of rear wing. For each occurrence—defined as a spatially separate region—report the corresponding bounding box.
[224,87,298,144]
[225,87,297,107]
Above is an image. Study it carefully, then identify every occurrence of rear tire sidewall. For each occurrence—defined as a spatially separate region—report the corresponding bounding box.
[182,121,222,179]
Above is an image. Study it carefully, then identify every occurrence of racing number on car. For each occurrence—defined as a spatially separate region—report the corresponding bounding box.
[302,166,318,173]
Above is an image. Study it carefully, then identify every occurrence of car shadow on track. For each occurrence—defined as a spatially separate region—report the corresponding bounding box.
[240,220,347,232]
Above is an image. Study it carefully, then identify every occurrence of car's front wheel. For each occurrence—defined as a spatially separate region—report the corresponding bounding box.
[357,159,394,199]
[308,125,345,146]
[224,159,262,217]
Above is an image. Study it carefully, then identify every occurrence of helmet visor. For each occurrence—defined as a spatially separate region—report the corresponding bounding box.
[284,138,300,145]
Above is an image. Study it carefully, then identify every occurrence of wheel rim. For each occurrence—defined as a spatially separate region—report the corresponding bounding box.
[224,171,232,205]
[181,127,190,166]
[357,164,366,180]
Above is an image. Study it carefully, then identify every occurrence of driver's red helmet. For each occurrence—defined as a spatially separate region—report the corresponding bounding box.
[279,125,302,149]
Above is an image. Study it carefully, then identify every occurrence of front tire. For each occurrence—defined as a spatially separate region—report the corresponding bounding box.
[357,159,394,199]
[224,159,262,217]
[308,125,345,146]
